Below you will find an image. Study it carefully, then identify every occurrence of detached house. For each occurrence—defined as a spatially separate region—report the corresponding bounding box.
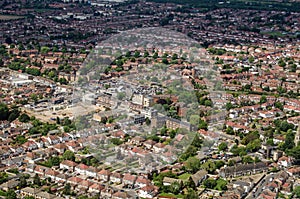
[98,169,111,182]
[123,173,137,187]
[138,185,158,199]
[75,163,89,175]
[110,172,123,184]
[60,160,77,172]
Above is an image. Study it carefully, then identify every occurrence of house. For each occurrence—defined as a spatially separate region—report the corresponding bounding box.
[233,180,251,193]
[110,172,123,184]
[34,165,49,177]
[75,163,89,175]
[287,167,300,177]
[25,152,41,164]
[67,176,83,186]
[56,173,69,184]
[61,133,72,142]
[143,140,156,149]
[59,160,77,171]
[77,180,93,190]
[122,173,137,187]
[153,143,165,153]
[163,177,183,186]
[22,141,38,151]
[89,183,105,193]
[278,156,292,167]
[135,176,150,188]
[53,143,68,154]
[45,169,59,181]
[98,169,111,182]
[0,179,19,191]
[100,188,113,198]
[20,187,41,198]
[86,166,98,178]
[190,169,208,186]
[112,191,131,199]
[138,184,158,199]
[65,140,82,152]
[46,135,61,145]
[35,191,56,199]
[219,162,269,178]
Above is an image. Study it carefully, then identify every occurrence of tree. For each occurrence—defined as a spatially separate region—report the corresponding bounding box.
[228,159,235,166]
[248,56,255,63]
[172,53,178,60]
[63,150,75,161]
[225,102,234,111]
[215,178,227,191]
[30,93,38,102]
[198,119,208,130]
[275,101,283,111]
[111,138,123,145]
[266,138,274,146]
[59,78,68,85]
[204,99,212,107]
[117,92,126,100]
[24,196,35,199]
[160,126,168,136]
[260,95,267,104]
[134,51,140,58]
[191,134,202,148]
[246,139,261,152]
[201,160,216,174]
[278,59,286,67]
[293,186,300,198]
[203,178,217,189]
[185,157,200,173]
[226,126,234,135]
[50,156,60,166]
[63,183,71,195]
[33,174,41,186]
[6,189,17,199]
[218,142,228,151]
[241,131,259,145]
[280,131,295,152]
[144,51,149,57]
[189,115,200,126]
[288,145,300,160]
[169,181,182,195]
[242,156,253,164]
[8,110,19,122]
[0,103,9,120]
[41,46,50,54]
[145,118,151,126]
[19,175,27,188]
[215,160,225,169]
[184,188,198,199]
[63,126,70,133]
[162,58,168,64]
[19,113,30,123]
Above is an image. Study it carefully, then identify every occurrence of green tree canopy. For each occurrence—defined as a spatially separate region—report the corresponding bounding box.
[185,157,201,173]
[218,142,228,151]
[63,150,75,161]
[6,189,17,199]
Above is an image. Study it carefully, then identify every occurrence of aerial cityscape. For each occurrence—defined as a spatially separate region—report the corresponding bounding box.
[0,0,299,199]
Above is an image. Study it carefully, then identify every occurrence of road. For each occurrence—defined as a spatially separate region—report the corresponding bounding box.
[245,172,277,199]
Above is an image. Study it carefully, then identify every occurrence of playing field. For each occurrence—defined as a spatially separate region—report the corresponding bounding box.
[0,15,24,20]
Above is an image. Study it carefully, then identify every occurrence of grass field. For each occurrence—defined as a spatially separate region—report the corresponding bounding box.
[0,15,24,20]
[178,173,191,180]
